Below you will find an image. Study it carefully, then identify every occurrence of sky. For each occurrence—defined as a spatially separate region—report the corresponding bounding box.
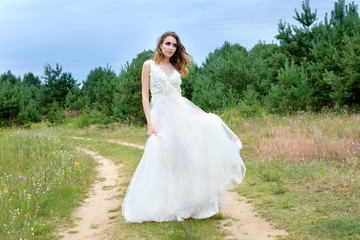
[0,0,355,83]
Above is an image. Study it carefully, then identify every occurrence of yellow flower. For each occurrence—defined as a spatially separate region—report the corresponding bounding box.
[75,162,80,170]
[27,194,31,200]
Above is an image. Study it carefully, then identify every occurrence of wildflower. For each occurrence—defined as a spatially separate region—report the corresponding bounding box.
[7,174,12,178]
[18,176,26,180]
[46,187,50,191]
[35,191,39,194]
[37,183,42,186]
[27,194,31,200]
[75,162,80,171]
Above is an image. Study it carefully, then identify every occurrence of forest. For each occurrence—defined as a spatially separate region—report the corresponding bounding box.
[0,0,359,127]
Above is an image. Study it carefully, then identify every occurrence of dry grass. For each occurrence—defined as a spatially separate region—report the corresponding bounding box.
[258,114,360,164]
[222,109,360,165]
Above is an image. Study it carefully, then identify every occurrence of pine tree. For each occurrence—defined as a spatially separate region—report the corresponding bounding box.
[40,63,77,114]
[112,50,154,124]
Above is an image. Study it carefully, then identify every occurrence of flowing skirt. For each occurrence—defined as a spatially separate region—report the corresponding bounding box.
[122,94,246,223]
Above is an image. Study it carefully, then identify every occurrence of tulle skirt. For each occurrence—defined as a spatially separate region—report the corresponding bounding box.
[122,94,246,223]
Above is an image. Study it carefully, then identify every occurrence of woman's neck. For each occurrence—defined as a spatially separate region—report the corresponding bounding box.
[159,57,171,65]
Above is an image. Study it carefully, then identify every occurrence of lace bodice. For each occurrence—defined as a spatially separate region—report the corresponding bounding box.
[149,60,182,96]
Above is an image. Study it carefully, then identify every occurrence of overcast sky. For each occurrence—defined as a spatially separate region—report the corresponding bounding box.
[0,0,355,82]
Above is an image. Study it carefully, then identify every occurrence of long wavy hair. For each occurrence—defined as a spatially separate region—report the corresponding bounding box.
[152,31,193,78]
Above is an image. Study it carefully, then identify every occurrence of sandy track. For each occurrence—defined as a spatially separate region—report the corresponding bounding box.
[57,148,121,240]
[220,192,287,239]
[64,136,287,239]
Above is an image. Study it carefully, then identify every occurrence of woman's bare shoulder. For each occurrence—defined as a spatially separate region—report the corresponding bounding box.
[143,59,152,67]
[143,59,153,71]
[142,60,152,74]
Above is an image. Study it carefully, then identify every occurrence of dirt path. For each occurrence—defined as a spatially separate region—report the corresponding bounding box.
[64,136,287,239]
[57,148,122,240]
[220,192,287,239]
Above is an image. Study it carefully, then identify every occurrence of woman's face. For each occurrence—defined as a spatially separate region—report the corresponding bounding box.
[160,36,177,58]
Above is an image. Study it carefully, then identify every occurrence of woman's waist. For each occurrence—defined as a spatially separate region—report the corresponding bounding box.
[151,92,182,100]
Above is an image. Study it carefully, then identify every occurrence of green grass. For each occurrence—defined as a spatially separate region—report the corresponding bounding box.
[2,109,360,239]
[221,108,360,240]
[0,128,97,240]
[237,159,360,239]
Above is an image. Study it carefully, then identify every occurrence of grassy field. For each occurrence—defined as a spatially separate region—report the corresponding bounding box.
[222,108,360,240]
[1,108,359,239]
[0,128,97,239]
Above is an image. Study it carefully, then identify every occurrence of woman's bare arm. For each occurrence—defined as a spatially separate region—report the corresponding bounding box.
[142,61,157,136]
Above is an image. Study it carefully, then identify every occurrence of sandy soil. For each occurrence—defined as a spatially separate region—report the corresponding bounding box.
[62,136,287,239]
[220,192,287,239]
[57,148,121,240]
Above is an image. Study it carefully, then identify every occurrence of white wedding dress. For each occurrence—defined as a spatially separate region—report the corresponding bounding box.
[122,60,246,223]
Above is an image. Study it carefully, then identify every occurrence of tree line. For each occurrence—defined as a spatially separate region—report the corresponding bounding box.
[0,0,359,127]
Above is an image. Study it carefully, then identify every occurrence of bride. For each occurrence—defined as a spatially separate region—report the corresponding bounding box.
[122,31,246,223]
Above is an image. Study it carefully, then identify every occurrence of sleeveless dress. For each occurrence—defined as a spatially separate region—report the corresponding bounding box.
[122,60,246,223]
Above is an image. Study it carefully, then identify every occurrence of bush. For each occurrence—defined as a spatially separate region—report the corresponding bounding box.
[76,107,114,128]
[46,101,65,126]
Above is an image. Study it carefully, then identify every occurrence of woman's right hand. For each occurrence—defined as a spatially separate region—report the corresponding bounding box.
[147,124,157,136]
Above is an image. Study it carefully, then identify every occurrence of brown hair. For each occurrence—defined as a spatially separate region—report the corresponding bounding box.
[152,31,193,78]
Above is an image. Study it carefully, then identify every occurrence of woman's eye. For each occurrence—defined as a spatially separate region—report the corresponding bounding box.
[165,42,170,46]
[173,44,177,48]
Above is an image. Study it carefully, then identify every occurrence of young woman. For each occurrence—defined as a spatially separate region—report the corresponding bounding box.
[122,31,246,223]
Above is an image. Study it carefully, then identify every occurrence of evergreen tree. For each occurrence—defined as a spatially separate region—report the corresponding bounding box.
[40,63,77,114]
[23,72,42,121]
[191,42,247,110]
[181,63,200,100]
[0,73,40,126]
[93,66,118,116]
[0,70,19,85]
[66,85,86,111]
[82,66,111,109]
[268,59,314,112]
[0,78,24,126]
[113,50,154,124]
[325,33,360,106]
[276,0,318,62]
